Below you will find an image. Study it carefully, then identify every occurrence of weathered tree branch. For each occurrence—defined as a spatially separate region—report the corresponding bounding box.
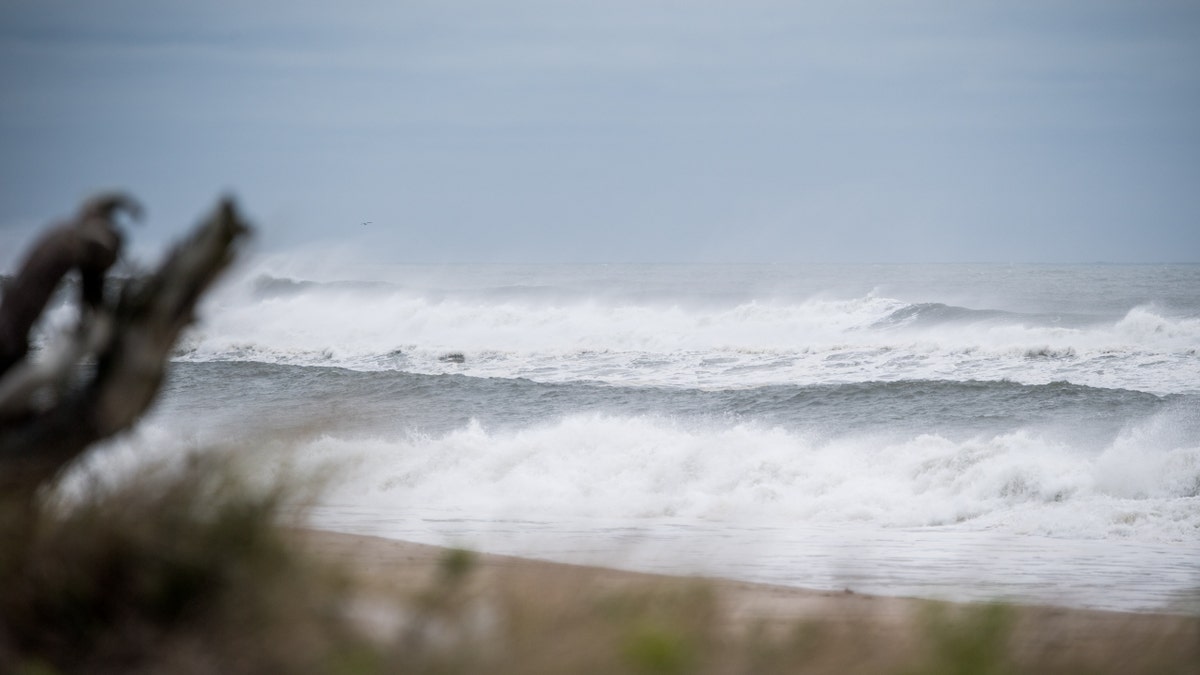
[0,194,141,377]
[0,197,251,493]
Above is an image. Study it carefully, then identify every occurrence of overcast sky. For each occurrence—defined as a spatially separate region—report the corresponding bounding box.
[2,0,1198,266]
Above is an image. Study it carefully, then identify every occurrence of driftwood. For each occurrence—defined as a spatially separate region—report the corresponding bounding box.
[0,194,141,376]
[0,196,251,494]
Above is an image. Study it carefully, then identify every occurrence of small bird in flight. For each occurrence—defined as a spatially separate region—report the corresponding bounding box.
[361,221,372,226]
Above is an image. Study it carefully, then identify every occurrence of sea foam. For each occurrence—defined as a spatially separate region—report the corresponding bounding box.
[261,409,1200,543]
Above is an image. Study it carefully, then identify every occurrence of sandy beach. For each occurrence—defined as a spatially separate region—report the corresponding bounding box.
[297,528,1200,674]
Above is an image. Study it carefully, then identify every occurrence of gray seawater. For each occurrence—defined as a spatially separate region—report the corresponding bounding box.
[86,263,1200,613]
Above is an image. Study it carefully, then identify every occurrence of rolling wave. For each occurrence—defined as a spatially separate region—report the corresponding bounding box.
[875,302,1098,329]
[110,401,1200,543]
[147,362,1198,538]
[177,275,1200,394]
[160,362,1179,445]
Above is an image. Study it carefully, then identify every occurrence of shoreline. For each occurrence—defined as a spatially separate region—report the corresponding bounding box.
[296,528,1200,672]
[297,528,920,624]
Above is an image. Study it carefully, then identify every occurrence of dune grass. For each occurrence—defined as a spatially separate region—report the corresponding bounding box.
[0,458,377,674]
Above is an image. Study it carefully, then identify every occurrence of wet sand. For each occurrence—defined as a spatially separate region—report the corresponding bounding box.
[297,528,1200,673]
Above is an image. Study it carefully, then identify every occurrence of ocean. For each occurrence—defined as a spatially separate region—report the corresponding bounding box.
[82,262,1200,613]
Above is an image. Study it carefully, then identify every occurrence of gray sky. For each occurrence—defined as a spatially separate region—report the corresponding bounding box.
[2,0,1198,266]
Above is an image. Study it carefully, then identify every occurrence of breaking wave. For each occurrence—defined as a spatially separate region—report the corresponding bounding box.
[273,409,1200,542]
[174,275,1200,394]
